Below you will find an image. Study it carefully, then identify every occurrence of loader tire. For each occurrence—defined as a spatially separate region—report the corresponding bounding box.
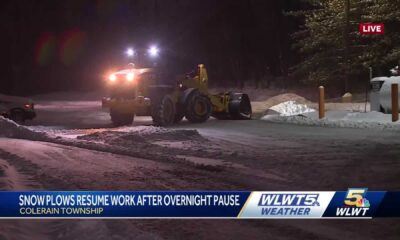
[174,112,185,123]
[185,92,212,123]
[110,108,134,126]
[229,93,252,120]
[173,103,185,123]
[151,94,176,126]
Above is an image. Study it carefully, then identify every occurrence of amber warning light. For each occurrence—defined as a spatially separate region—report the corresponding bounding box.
[359,23,384,35]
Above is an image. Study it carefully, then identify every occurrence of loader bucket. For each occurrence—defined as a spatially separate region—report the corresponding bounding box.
[228,93,252,120]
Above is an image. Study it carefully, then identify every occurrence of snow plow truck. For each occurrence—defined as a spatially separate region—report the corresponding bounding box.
[102,64,252,126]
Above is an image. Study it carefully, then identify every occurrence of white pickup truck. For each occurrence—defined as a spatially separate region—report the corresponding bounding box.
[0,94,36,123]
[370,76,400,113]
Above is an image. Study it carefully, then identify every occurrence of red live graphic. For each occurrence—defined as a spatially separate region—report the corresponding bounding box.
[359,23,384,35]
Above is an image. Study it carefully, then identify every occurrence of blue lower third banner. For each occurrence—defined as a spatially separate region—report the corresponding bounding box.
[0,190,399,218]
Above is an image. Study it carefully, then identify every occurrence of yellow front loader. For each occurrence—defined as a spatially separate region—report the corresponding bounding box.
[102,64,252,126]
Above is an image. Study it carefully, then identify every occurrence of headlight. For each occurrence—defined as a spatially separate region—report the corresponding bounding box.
[126,73,134,81]
[109,74,116,82]
[148,46,159,57]
[126,48,135,57]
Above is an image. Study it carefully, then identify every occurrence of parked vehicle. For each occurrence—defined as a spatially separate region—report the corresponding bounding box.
[0,94,36,123]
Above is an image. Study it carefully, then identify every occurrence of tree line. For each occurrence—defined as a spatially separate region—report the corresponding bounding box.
[290,0,400,93]
[1,0,399,95]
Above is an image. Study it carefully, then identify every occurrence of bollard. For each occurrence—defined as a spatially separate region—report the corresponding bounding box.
[392,83,399,122]
[319,86,325,119]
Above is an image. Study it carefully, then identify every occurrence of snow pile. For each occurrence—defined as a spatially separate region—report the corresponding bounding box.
[121,126,203,141]
[0,116,48,140]
[77,127,206,144]
[35,127,210,163]
[263,110,400,130]
[268,101,315,116]
[262,100,399,130]
[252,93,311,117]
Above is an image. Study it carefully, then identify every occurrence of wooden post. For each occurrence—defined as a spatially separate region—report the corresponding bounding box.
[343,0,350,92]
[319,86,325,119]
[392,83,399,122]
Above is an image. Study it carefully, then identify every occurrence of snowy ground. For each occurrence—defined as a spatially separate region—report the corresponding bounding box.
[0,93,399,239]
[262,100,400,130]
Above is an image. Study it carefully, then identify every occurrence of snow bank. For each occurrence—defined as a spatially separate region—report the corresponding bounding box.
[263,110,400,130]
[269,101,315,116]
[261,100,400,130]
[0,116,48,140]
[77,126,205,144]
[251,94,312,118]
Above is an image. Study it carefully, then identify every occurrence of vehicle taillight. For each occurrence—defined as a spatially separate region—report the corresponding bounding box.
[24,103,33,109]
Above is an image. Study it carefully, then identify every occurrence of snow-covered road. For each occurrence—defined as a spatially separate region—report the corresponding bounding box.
[0,99,399,239]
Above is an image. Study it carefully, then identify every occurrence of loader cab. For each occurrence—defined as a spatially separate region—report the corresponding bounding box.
[182,64,209,94]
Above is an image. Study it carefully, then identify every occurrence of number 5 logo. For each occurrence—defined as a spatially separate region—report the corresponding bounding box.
[344,188,368,206]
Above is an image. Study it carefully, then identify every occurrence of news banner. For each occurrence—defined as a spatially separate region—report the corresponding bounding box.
[1,189,399,219]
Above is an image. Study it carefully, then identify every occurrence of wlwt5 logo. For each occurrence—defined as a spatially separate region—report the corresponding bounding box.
[359,23,384,35]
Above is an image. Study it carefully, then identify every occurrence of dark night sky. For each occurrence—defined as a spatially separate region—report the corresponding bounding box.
[0,0,303,96]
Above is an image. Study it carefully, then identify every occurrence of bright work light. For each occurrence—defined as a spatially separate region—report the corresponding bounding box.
[148,46,159,57]
[126,48,135,57]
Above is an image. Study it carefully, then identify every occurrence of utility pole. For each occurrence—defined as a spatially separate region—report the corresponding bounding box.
[343,0,350,93]
[153,0,159,37]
